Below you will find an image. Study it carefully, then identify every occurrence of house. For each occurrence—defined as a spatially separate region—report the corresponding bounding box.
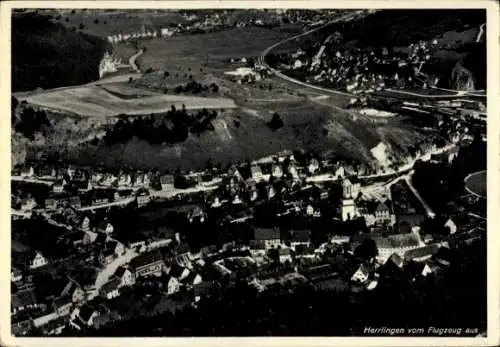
[111,266,136,288]
[11,289,41,314]
[127,234,148,253]
[71,304,99,328]
[99,247,116,266]
[333,165,345,180]
[342,177,361,199]
[160,274,180,295]
[289,229,311,247]
[11,267,23,282]
[83,230,99,245]
[117,172,132,187]
[250,164,264,181]
[350,264,370,283]
[21,165,35,177]
[44,198,57,211]
[61,279,86,303]
[278,247,293,263]
[91,171,104,184]
[92,190,111,205]
[107,239,125,257]
[378,253,405,278]
[444,218,457,235]
[271,162,283,178]
[351,231,424,263]
[374,200,396,225]
[97,221,114,235]
[174,243,192,267]
[11,315,34,336]
[29,251,48,269]
[31,309,59,329]
[100,279,121,299]
[130,250,165,278]
[252,227,281,249]
[52,296,73,317]
[68,196,82,209]
[308,159,320,175]
[52,179,65,193]
[159,174,175,190]
[136,189,151,207]
[20,197,37,211]
[167,263,190,281]
[403,244,440,262]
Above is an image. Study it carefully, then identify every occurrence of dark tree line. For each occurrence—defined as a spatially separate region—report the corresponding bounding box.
[103,106,218,146]
[12,12,111,92]
[13,103,52,140]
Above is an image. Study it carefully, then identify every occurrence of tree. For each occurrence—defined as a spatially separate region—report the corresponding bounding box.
[79,23,85,30]
[267,112,284,131]
[354,238,378,263]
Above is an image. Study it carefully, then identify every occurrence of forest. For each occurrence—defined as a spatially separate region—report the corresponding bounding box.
[12,12,110,92]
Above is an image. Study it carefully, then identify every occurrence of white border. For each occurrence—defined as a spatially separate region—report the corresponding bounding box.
[1,1,499,346]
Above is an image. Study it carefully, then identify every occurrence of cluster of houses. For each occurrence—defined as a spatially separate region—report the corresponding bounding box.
[278,35,442,94]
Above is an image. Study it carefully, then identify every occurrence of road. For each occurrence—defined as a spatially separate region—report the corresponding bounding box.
[476,23,486,43]
[405,170,436,218]
[129,49,144,73]
[258,12,357,98]
[78,197,135,212]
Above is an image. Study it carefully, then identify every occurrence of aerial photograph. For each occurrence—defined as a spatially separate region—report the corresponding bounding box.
[10,7,488,338]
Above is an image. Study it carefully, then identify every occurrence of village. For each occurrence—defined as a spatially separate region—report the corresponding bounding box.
[10,113,484,335]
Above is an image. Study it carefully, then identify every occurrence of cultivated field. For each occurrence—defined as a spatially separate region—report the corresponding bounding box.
[17,85,237,117]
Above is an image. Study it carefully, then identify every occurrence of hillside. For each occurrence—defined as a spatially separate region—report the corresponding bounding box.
[12,12,111,92]
[295,9,486,90]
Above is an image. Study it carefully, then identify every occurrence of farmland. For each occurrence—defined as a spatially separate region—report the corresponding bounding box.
[15,15,433,172]
[16,85,237,117]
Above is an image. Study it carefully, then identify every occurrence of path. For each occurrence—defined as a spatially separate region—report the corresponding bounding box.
[129,49,144,73]
[405,171,436,218]
[476,23,486,43]
[78,197,135,212]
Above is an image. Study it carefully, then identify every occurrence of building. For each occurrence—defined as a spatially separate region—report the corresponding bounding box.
[342,178,361,199]
[251,164,264,181]
[351,231,425,263]
[100,279,121,299]
[160,274,180,295]
[71,304,99,329]
[374,200,396,225]
[252,227,281,249]
[350,264,370,283]
[111,266,136,288]
[129,250,165,278]
[341,198,358,221]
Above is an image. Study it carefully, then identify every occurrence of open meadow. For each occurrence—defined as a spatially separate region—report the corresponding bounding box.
[17,85,237,117]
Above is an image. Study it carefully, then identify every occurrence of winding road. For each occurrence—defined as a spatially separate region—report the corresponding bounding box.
[129,49,144,73]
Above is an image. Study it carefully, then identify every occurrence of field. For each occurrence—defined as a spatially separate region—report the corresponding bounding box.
[47,10,189,37]
[17,85,237,117]
[464,171,486,198]
[17,20,433,172]
[116,26,299,79]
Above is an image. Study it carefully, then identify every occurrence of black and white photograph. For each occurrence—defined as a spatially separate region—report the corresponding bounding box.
[3,1,499,345]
